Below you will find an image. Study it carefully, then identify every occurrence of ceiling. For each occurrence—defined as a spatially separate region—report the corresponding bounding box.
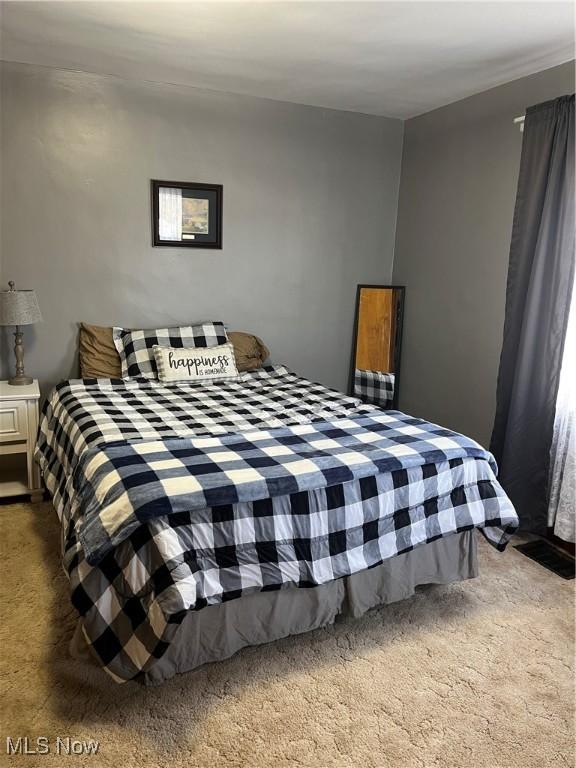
[1,1,573,119]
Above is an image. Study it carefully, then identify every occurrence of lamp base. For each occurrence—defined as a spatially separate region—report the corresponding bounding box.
[8,375,33,386]
[9,327,32,386]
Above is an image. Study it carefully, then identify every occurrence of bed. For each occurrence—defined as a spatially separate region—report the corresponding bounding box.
[354,368,396,408]
[36,364,518,685]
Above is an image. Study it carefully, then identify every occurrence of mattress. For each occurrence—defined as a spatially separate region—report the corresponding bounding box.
[36,365,518,683]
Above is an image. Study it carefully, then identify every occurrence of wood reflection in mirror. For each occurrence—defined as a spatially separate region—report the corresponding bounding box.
[355,288,396,372]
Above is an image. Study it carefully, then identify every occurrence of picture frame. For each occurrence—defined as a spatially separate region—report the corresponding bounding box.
[151,179,223,249]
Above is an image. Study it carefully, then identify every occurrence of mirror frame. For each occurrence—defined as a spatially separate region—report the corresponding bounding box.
[348,284,405,410]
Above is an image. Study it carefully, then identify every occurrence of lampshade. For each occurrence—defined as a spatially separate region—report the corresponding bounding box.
[0,281,42,326]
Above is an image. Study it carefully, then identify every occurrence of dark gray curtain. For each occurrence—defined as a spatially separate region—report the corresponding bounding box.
[490,94,575,533]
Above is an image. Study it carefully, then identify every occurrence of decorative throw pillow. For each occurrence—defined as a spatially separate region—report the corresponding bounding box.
[153,342,240,384]
[113,322,228,379]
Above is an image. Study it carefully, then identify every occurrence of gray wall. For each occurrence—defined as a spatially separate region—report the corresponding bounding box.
[0,62,403,394]
[393,61,575,447]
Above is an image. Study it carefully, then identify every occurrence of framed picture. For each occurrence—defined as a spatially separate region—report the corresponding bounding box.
[151,180,223,248]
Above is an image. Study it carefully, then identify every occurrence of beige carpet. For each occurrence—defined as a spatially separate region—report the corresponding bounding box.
[0,502,573,768]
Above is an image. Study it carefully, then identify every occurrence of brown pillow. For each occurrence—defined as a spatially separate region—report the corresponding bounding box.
[228,331,269,371]
[79,323,121,378]
[79,324,269,378]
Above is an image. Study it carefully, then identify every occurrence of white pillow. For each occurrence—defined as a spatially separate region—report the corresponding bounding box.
[153,343,240,384]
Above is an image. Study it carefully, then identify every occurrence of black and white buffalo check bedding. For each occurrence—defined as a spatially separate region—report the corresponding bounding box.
[354,368,395,408]
[113,321,228,379]
[36,365,518,683]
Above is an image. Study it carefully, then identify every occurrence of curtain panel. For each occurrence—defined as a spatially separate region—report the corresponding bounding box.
[490,94,575,533]
[548,285,576,542]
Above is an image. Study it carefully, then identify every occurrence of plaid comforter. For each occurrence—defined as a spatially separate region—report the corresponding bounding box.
[354,368,395,408]
[37,366,518,683]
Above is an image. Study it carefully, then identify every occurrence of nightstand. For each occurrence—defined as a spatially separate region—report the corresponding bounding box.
[0,380,43,503]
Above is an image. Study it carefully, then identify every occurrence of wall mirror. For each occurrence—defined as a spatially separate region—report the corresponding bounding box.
[349,285,405,409]
[151,180,223,248]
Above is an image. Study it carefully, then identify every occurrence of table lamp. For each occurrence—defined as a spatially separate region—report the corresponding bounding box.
[0,281,42,385]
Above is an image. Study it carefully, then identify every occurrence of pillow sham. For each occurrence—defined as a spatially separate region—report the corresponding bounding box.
[113,322,228,379]
[79,322,122,378]
[153,342,240,384]
[227,331,269,371]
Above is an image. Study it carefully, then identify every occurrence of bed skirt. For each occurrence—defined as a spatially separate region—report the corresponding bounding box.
[70,531,477,685]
